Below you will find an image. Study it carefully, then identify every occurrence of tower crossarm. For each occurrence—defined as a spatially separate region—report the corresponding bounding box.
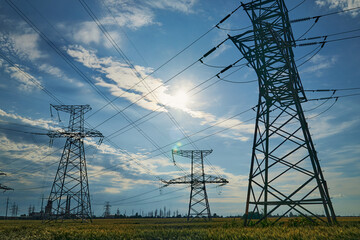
[162,174,228,187]
[161,174,192,187]
[204,175,229,186]
[172,149,213,159]
[50,104,91,114]
[0,184,13,192]
[47,129,104,139]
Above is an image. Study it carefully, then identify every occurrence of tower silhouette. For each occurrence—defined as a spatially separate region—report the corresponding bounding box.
[228,0,336,225]
[45,105,103,222]
[162,150,228,221]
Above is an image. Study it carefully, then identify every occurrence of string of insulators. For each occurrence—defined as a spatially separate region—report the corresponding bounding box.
[215,58,244,78]
[291,16,320,23]
[199,38,229,63]
[305,89,337,93]
[215,4,242,28]
[296,36,327,48]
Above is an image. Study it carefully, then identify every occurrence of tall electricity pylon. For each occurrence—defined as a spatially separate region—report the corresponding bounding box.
[162,150,228,221]
[229,0,336,225]
[45,105,103,222]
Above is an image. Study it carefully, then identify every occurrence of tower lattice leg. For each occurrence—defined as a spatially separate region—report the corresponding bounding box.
[228,0,337,225]
[45,104,103,222]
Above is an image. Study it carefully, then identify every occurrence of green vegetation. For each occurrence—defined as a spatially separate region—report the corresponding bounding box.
[0,217,359,240]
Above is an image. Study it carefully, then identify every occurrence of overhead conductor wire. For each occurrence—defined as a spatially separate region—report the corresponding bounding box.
[4,0,247,186]
[77,0,243,177]
[6,0,190,177]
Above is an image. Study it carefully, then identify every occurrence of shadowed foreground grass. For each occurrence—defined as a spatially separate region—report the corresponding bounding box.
[0,217,359,240]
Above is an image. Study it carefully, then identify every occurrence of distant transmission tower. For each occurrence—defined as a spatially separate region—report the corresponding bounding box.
[103,201,111,218]
[162,150,228,221]
[45,105,103,222]
[11,202,18,217]
[228,0,336,225]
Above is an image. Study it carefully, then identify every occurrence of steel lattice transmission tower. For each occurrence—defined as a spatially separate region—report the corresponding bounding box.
[228,0,336,225]
[162,150,228,221]
[45,105,103,222]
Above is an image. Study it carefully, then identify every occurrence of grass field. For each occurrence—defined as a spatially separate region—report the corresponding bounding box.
[0,217,360,240]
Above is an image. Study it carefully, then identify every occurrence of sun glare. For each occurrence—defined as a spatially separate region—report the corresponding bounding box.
[171,90,189,109]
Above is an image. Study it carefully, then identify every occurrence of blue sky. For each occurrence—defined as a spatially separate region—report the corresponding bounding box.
[0,0,359,217]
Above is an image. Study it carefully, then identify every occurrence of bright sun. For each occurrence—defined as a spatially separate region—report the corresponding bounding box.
[171,90,189,109]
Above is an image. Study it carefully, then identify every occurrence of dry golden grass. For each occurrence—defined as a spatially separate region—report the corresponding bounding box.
[0,217,359,239]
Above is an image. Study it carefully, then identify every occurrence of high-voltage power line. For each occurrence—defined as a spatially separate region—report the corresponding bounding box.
[162,150,228,221]
[228,0,337,225]
[44,105,103,222]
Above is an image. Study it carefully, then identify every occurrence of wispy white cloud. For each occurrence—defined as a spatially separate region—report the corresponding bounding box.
[101,1,157,30]
[325,145,360,166]
[0,32,45,61]
[326,174,360,199]
[146,0,198,14]
[301,54,337,76]
[88,165,155,195]
[38,63,83,86]
[0,135,57,167]
[0,56,43,92]
[66,45,254,141]
[72,21,102,45]
[4,64,41,92]
[12,33,45,60]
[0,30,78,90]
[0,110,248,203]
[101,0,198,30]
[316,0,360,16]
[69,0,198,48]
[0,32,44,91]
[0,108,55,130]
[84,139,177,179]
[308,115,358,140]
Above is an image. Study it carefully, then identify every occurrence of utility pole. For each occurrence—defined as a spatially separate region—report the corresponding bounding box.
[40,194,44,216]
[5,197,9,220]
[11,202,17,217]
[28,205,32,216]
[45,104,103,222]
[228,0,336,225]
[162,150,228,221]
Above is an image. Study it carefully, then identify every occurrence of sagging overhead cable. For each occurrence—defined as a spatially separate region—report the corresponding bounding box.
[305,87,360,92]
[297,27,360,42]
[297,35,360,47]
[290,6,360,23]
